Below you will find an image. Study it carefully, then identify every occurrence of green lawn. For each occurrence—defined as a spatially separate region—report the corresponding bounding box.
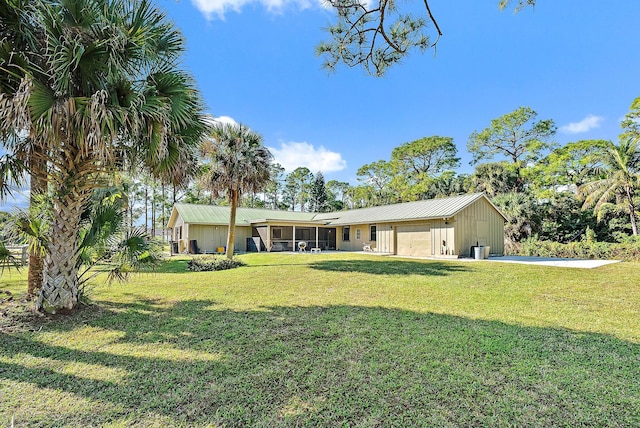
[1,253,639,427]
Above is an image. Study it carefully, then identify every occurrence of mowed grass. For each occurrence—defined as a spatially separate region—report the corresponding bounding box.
[1,252,639,427]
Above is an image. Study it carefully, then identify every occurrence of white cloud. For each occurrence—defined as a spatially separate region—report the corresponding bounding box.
[211,115,238,126]
[268,141,346,173]
[191,0,319,19]
[560,114,604,134]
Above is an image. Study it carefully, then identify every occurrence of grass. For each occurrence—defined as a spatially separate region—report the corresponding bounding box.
[1,252,639,427]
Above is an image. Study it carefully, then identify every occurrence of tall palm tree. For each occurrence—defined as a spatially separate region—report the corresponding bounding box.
[203,123,273,259]
[580,139,640,235]
[0,0,208,311]
[0,0,49,298]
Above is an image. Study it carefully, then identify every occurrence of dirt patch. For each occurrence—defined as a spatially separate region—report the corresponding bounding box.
[0,294,102,334]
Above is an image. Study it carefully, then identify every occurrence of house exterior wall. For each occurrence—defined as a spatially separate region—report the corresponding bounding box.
[394,222,433,257]
[186,224,252,253]
[374,223,394,253]
[454,198,505,256]
[337,224,374,251]
[171,215,188,252]
[168,195,505,257]
[431,220,456,256]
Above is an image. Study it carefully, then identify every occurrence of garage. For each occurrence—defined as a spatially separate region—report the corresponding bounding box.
[396,224,432,257]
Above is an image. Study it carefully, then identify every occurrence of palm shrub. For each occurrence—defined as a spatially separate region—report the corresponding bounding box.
[580,138,640,236]
[0,242,21,276]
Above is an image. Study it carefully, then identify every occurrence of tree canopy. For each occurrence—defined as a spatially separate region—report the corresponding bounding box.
[0,0,209,311]
[318,0,536,76]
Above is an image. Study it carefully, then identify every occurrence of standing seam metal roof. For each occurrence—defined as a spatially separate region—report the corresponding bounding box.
[173,204,317,225]
[314,193,491,225]
[172,193,504,226]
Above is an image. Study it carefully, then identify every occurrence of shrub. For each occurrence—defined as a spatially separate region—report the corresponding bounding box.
[512,237,640,262]
[187,256,246,272]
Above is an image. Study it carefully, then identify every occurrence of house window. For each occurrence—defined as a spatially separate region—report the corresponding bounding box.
[176,226,182,240]
[370,225,377,241]
[342,226,350,241]
[356,228,361,240]
[272,228,282,239]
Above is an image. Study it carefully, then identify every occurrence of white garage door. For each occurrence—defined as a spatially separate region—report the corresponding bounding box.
[396,224,431,257]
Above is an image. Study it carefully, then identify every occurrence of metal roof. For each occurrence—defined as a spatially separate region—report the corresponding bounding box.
[315,193,498,225]
[170,193,505,227]
[171,204,317,226]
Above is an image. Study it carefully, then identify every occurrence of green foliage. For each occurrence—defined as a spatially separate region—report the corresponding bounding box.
[309,171,330,212]
[0,241,21,276]
[202,123,273,202]
[317,0,435,76]
[492,192,541,245]
[105,230,163,284]
[534,139,608,188]
[284,166,314,211]
[391,136,460,177]
[579,138,640,235]
[621,96,640,141]
[469,162,519,197]
[356,160,395,205]
[326,180,351,211]
[467,106,556,173]
[517,237,640,262]
[264,162,286,210]
[317,1,535,76]
[186,256,246,272]
[537,192,598,243]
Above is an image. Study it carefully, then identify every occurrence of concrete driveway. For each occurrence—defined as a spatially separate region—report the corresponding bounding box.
[485,255,621,269]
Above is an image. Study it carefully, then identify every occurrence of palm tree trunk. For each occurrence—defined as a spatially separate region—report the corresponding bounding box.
[27,148,46,298]
[226,189,238,259]
[36,163,92,312]
[145,185,149,235]
[162,184,166,244]
[626,187,638,235]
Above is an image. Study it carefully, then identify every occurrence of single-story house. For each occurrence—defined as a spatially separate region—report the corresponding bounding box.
[167,192,506,257]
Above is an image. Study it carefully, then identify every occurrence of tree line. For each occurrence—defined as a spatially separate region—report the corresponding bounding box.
[0,0,636,313]
[180,104,640,250]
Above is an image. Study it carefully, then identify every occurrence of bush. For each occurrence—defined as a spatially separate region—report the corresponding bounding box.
[187,256,246,272]
[512,237,640,262]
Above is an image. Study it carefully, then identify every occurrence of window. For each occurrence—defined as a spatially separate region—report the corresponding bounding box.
[370,225,377,241]
[356,228,361,240]
[272,228,282,239]
[342,226,350,241]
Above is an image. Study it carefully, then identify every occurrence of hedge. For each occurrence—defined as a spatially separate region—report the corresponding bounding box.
[512,238,640,262]
[187,256,246,272]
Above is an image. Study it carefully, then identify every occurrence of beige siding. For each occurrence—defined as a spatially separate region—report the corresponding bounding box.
[172,215,189,252]
[453,198,505,256]
[187,225,252,253]
[337,224,370,251]
[374,223,394,253]
[431,220,456,256]
[396,223,432,257]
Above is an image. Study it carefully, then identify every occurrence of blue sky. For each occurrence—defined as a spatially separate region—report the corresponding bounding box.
[165,0,640,177]
[2,0,640,209]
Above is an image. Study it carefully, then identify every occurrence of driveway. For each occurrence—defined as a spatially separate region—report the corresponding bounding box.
[485,255,621,269]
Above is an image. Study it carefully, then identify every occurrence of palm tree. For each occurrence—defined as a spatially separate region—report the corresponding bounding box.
[580,139,640,235]
[0,0,207,311]
[202,123,273,259]
[0,0,50,299]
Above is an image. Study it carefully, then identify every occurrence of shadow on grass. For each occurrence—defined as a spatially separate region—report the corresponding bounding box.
[309,258,471,276]
[1,300,638,427]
